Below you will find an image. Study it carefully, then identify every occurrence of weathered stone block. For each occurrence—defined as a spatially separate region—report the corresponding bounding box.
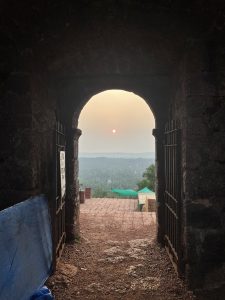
[186,203,222,229]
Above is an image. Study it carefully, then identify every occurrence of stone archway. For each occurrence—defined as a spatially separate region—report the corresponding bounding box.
[62,79,168,246]
[1,1,225,296]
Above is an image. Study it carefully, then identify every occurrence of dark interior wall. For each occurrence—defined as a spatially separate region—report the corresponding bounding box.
[0,67,57,210]
[30,71,56,198]
[0,0,58,207]
[0,72,33,209]
[0,1,59,208]
[171,38,225,293]
[183,40,225,293]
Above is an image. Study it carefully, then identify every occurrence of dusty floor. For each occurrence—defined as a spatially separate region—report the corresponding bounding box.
[48,198,196,300]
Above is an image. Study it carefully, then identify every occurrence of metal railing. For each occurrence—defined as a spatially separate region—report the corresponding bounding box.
[164,119,182,273]
[52,120,66,270]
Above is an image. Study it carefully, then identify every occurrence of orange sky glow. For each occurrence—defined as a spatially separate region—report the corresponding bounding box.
[78,90,155,153]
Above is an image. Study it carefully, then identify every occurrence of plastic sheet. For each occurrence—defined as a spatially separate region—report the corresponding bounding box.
[0,196,52,300]
[30,286,53,299]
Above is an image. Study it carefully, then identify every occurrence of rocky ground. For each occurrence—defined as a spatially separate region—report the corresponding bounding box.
[48,198,196,300]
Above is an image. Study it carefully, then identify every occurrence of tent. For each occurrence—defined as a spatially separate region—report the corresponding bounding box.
[111,189,138,198]
[138,187,155,205]
[138,187,155,195]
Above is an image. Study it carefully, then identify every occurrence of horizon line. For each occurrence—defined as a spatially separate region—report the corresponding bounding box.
[79,151,155,154]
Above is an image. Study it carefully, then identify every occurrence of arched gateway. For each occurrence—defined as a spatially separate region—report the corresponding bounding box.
[0,1,225,298]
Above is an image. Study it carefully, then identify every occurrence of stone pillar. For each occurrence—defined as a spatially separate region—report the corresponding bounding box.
[65,127,82,242]
[153,124,165,245]
[182,39,225,295]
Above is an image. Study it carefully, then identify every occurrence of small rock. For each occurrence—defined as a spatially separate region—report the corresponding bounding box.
[58,262,78,278]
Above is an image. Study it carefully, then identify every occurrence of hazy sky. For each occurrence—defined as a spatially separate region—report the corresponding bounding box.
[78,90,155,153]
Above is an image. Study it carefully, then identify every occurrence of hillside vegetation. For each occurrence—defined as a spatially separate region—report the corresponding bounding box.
[79,157,155,197]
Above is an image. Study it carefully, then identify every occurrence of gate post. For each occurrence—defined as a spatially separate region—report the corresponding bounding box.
[65,127,82,241]
[153,126,165,245]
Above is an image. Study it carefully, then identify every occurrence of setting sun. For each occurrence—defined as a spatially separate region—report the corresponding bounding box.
[78,90,155,153]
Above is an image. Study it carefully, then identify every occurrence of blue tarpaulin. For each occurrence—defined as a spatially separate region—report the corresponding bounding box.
[30,286,53,299]
[0,196,52,300]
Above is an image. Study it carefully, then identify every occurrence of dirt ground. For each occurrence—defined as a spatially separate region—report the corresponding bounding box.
[48,198,196,300]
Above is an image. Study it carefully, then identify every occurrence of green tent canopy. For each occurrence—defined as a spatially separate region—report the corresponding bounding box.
[138,187,155,194]
[111,189,138,198]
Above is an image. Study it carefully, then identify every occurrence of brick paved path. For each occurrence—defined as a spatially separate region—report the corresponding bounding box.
[49,198,195,300]
[80,198,156,231]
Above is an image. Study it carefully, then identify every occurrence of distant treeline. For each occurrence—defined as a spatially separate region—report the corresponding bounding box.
[79,157,155,198]
[79,152,155,159]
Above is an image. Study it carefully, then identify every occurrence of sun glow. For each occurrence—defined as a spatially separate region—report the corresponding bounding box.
[78,90,155,153]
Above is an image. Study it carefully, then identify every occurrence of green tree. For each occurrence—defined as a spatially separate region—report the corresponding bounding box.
[137,164,155,191]
[92,186,108,198]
